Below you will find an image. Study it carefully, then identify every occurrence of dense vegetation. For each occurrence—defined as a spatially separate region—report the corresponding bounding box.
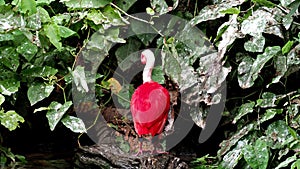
[0,0,299,168]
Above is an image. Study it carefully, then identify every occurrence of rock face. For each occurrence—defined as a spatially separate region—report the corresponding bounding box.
[74,144,189,169]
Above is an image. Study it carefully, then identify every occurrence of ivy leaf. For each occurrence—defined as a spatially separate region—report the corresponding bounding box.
[267,55,287,88]
[237,56,254,88]
[16,41,38,62]
[61,115,86,133]
[13,0,37,15]
[286,44,300,76]
[220,140,248,169]
[72,66,89,93]
[0,110,25,131]
[62,0,112,8]
[36,0,56,5]
[282,40,294,54]
[46,101,72,131]
[260,109,282,123]
[44,23,61,50]
[252,0,276,7]
[266,120,294,149]
[27,82,54,106]
[291,159,300,169]
[151,0,169,15]
[243,138,269,169]
[0,47,19,72]
[115,0,137,12]
[0,79,20,96]
[256,92,277,108]
[115,38,142,71]
[86,9,108,25]
[58,25,76,38]
[220,7,240,14]
[238,46,280,88]
[233,101,255,124]
[244,34,265,52]
[152,66,165,84]
[0,94,4,106]
[190,0,245,26]
[218,123,255,156]
[22,66,58,78]
[116,84,133,108]
[107,78,122,94]
[275,154,297,169]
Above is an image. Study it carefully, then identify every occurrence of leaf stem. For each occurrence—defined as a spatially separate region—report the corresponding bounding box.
[110,3,153,25]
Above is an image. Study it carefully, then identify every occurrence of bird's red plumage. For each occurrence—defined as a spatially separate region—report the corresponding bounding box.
[130,81,170,137]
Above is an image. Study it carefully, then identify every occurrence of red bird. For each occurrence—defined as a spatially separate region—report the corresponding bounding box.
[130,49,170,155]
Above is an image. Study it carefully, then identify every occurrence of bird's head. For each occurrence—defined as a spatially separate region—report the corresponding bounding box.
[141,49,154,65]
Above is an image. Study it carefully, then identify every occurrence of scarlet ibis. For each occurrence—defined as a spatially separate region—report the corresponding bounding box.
[130,49,170,155]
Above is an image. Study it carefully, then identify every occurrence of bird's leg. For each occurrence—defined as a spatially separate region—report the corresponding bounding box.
[151,135,168,154]
[135,137,144,156]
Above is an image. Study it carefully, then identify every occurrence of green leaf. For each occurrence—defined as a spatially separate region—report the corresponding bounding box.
[218,123,255,156]
[62,0,112,8]
[115,0,137,12]
[44,23,61,50]
[0,94,4,106]
[291,159,300,169]
[22,66,58,78]
[87,9,108,25]
[37,7,51,23]
[0,0,4,5]
[275,154,297,169]
[46,101,72,131]
[130,19,157,46]
[256,92,277,108]
[0,33,14,41]
[152,66,165,84]
[220,7,240,14]
[72,66,89,93]
[115,38,141,71]
[0,47,19,72]
[190,4,228,25]
[260,109,282,123]
[102,5,127,27]
[61,115,87,133]
[238,46,280,88]
[150,0,169,15]
[27,82,54,106]
[282,40,294,54]
[237,56,254,88]
[266,120,294,149]
[244,34,265,52]
[36,0,56,5]
[220,140,247,169]
[252,0,276,7]
[58,25,76,38]
[233,101,255,124]
[146,7,155,15]
[243,138,269,169]
[0,110,25,131]
[0,79,20,96]
[117,84,133,108]
[16,41,38,62]
[18,0,37,15]
[267,55,287,88]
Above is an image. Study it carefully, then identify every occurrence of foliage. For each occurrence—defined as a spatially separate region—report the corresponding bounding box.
[0,0,299,168]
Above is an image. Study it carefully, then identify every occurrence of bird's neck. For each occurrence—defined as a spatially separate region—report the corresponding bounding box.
[143,55,155,83]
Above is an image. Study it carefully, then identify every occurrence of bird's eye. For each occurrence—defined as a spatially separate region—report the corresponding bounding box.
[141,54,147,64]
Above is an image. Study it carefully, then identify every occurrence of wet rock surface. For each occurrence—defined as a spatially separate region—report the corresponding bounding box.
[74,144,189,169]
